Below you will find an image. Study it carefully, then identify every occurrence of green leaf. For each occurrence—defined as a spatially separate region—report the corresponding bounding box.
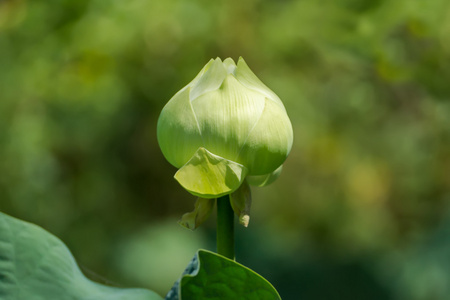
[174,147,248,198]
[166,250,281,300]
[0,211,163,300]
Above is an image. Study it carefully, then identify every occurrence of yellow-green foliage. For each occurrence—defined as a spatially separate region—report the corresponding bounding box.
[1,0,450,299]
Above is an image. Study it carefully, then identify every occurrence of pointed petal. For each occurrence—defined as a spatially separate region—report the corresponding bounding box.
[186,58,215,88]
[174,147,248,198]
[237,97,293,175]
[247,165,283,187]
[191,74,266,162]
[189,58,227,101]
[178,198,215,230]
[157,87,204,168]
[230,181,252,227]
[223,57,237,75]
[235,57,285,109]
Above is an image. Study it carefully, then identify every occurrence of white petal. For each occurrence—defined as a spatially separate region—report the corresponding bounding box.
[235,57,285,109]
[237,97,293,175]
[189,58,227,101]
[157,87,204,168]
[223,57,237,75]
[191,74,266,163]
[186,58,215,88]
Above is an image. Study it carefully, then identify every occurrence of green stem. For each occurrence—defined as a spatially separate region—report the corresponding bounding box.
[216,195,235,260]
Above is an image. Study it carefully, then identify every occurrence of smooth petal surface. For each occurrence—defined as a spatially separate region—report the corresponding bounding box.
[235,57,284,109]
[191,74,266,164]
[157,57,293,189]
[157,87,203,168]
[237,97,294,175]
[186,59,214,88]
[222,57,237,74]
[189,58,227,101]
[174,147,248,198]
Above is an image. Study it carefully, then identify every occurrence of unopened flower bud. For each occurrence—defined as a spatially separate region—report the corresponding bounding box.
[157,57,293,198]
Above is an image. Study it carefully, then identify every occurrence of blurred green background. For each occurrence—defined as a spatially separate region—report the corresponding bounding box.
[1,0,450,299]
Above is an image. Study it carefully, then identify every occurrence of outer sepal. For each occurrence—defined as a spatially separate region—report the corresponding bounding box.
[178,198,215,231]
[247,165,283,187]
[230,181,252,227]
[174,147,248,198]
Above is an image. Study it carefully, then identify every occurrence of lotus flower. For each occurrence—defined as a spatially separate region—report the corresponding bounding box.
[157,57,293,202]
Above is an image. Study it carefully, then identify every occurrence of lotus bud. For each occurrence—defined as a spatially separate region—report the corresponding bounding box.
[157,57,293,199]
